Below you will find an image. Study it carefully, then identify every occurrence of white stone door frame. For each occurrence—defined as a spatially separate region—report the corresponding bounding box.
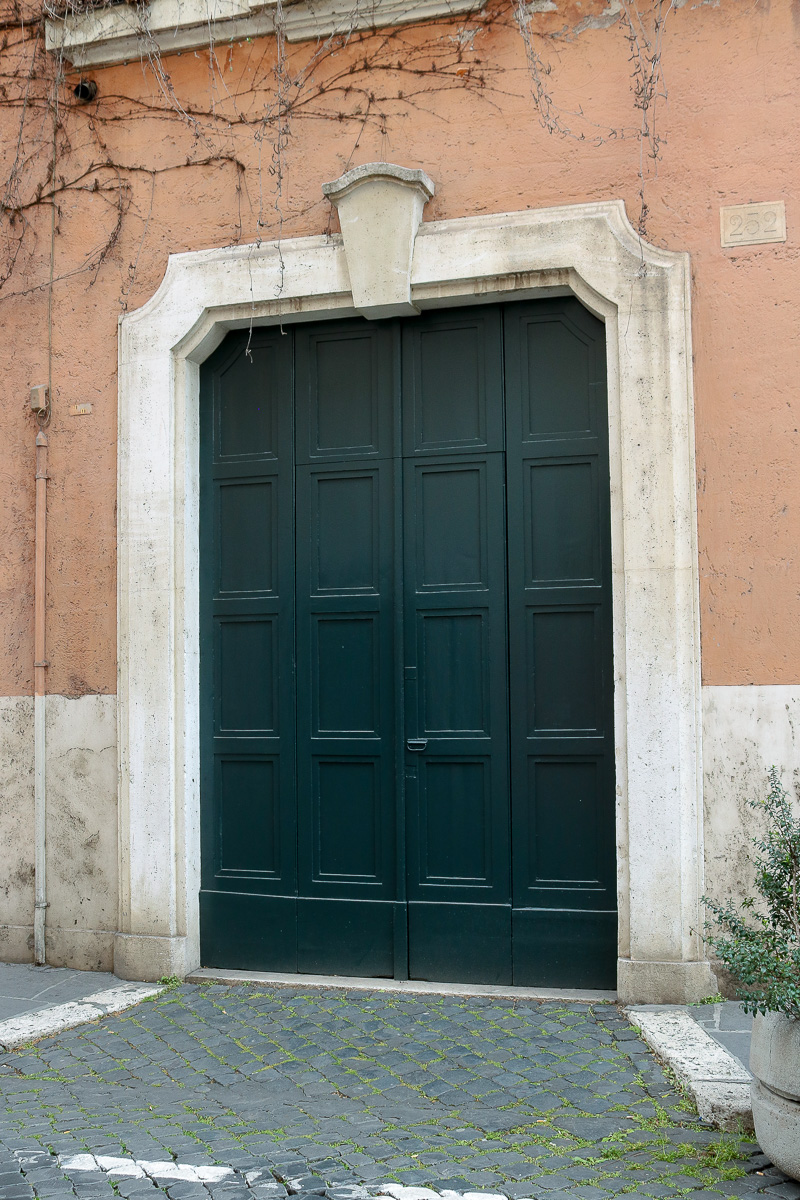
[117,198,714,1003]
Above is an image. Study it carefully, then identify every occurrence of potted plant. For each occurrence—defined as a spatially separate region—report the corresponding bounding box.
[704,767,800,1180]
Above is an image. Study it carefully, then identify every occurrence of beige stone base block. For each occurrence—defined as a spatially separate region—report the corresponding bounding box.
[0,693,117,971]
[703,685,800,917]
[618,958,718,1005]
[114,933,191,982]
[46,927,114,972]
[0,924,33,962]
[0,697,35,932]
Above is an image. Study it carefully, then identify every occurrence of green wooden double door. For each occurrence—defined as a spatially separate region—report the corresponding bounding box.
[199,298,616,988]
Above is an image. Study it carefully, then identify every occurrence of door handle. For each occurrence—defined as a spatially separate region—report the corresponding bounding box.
[406,739,428,752]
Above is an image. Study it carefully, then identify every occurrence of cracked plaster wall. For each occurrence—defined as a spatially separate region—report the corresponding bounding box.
[0,698,35,962]
[703,685,800,945]
[0,694,117,969]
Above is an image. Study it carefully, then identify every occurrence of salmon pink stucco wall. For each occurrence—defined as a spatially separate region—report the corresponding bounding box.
[0,0,798,970]
[0,0,797,696]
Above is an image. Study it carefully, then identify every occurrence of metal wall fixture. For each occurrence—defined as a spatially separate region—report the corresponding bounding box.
[30,385,50,966]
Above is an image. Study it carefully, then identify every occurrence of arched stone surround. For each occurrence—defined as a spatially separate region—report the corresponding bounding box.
[116,194,714,1003]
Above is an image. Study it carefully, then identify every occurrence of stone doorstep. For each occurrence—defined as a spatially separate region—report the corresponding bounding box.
[628,1007,753,1132]
[186,969,617,1005]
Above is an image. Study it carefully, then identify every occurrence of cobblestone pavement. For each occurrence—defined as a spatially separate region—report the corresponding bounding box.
[0,984,795,1200]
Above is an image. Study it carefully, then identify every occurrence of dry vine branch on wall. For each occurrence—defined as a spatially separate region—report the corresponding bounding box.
[512,0,574,138]
[618,0,675,234]
[0,0,673,307]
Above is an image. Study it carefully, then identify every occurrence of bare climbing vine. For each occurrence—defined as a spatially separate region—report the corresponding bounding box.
[0,0,676,309]
[618,0,676,234]
[512,0,573,139]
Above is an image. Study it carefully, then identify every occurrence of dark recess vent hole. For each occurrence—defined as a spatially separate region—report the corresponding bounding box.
[73,79,97,102]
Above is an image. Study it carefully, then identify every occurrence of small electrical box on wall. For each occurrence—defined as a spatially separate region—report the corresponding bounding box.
[29,385,49,415]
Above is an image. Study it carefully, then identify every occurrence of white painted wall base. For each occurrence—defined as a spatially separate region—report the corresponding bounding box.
[47,928,116,973]
[0,924,112,971]
[0,694,117,969]
[0,924,34,963]
[0,697,34,945]
[47,695,118,953]
[703,684,800,915]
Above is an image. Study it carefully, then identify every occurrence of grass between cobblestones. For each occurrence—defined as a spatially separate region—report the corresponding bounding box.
[0,985,783,1200]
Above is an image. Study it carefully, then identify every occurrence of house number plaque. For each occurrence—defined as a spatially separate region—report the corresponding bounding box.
[720,201,786,248]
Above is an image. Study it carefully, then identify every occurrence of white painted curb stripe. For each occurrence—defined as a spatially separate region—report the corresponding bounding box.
[56,1166,531,1199]
[0,983,163,1049]
[382,1191,511,1200]
[60,1154,232,1182]
[628,1008,753,1131]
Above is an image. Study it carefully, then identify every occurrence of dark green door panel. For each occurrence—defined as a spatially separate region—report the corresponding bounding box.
[504,298,616,984]
[297,899,396,976]
[199,299,616,988]
[408,902,512,984]
[294,321,398,975]
[401,309,512,982]
[512,909,617,989]
[295,321,394,464]
[200,329,297,969]
[200,891,296,971]
[402,306,504,456]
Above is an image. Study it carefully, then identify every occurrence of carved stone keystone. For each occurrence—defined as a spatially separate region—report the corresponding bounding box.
[322,162,435,319]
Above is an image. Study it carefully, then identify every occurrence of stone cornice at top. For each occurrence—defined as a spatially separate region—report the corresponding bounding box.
[46,0,487,70]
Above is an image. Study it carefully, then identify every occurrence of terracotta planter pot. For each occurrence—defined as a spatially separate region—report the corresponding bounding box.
[750,1012,800,1180]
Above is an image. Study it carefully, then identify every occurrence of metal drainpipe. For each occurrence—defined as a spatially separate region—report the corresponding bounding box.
[33,426,49,965]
